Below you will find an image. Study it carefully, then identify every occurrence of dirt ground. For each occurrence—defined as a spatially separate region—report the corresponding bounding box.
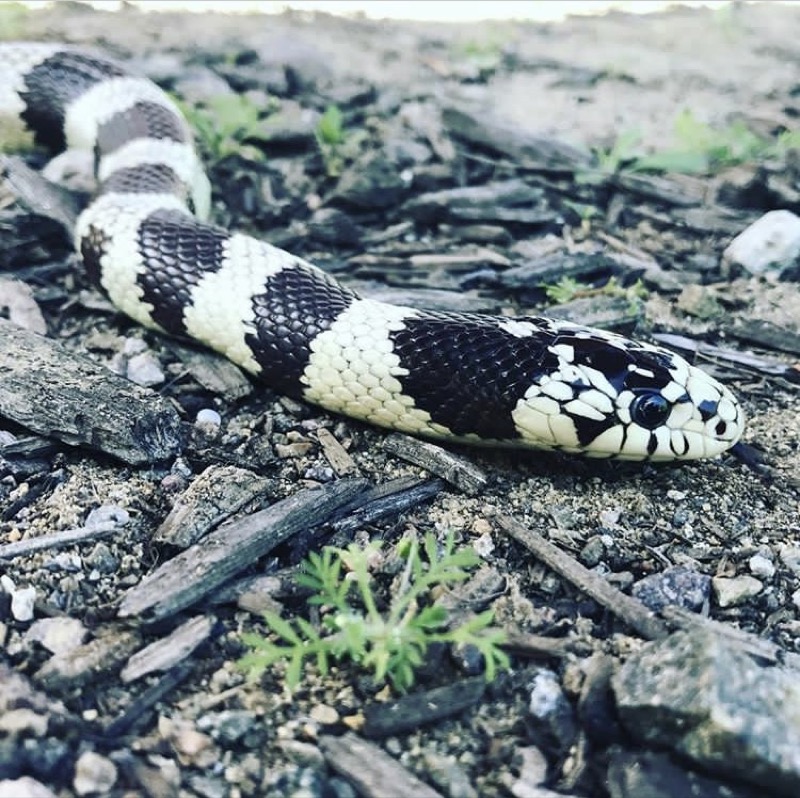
[1,2,800,797]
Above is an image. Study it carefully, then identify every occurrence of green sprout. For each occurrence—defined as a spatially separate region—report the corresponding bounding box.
[315,104,347,177]
[178,93,264,163]
[541,275,648,306]
[239,531,509,693]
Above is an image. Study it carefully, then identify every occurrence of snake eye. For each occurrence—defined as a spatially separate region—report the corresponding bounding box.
[630,391,670,430]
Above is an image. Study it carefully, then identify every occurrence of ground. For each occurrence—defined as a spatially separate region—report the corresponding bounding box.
[0,2,799,798]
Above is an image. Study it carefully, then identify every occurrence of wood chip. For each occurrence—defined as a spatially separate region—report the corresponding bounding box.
[34,627,142,693]
[316,428,357,475]
[169,343,253,400]
[154,465,273,548]
[362,677,485,739]
[329,476,444,539]
[0,507,129,560]
[120,615,215,683]
[494,512,668,641]
[503,631,594,660]
[319,732,445,798]
[0,319,184,465]
[118,478,369,622]
[383,434,488,496]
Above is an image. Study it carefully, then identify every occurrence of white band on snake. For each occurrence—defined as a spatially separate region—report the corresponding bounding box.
[0,43,745,461]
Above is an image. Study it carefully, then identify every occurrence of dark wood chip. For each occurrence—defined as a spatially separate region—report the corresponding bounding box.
[0,319,185,465]
[118,478,370,622]
[383,434,488,496]
[154,464,273,548]
[362,676,486,739]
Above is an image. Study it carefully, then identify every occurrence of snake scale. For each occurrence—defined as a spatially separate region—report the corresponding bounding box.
[0,43,744,461]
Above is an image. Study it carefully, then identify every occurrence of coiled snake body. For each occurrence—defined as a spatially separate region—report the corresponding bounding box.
[0,43,744,461]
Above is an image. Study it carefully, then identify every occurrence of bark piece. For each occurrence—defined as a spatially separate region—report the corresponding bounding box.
[34,627,142,693]
[154,465,273,548]
[0,319,185,465]
[319,732,444,798]
[120,615,215,683]
[118,478,369,622]
[383,434,488,496]
[362,677,485,739]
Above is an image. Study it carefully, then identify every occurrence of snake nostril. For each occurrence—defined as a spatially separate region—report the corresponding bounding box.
[715,420,727,436]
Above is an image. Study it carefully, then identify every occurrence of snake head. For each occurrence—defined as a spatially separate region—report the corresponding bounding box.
[512,324,744,461]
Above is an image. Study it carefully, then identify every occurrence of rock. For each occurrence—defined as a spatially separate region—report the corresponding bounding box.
[527,668,577,755]
[126,350,165,387]
[1,576,36,623]
[509,746,549,798]
[309,704,340,726]
[73,751,118,796]
[197,710,257,746]
[631,566,711,612]
[749,553,776,579]
[722,210,800,276]
[0,777,57,798]
[712,575,763,608]
[308,207,362,246]
[24,617,87,656]
[424,753,477,798]
[606,749,761,798]
[332,153,406,209]
[612,629,800,796]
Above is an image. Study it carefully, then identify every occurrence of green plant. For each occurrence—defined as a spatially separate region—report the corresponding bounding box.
[239,531,509,692]
[541,275,648,306]
[633,110,799,175]
[541,275,591,304]
[315,104,347,177]
[178,93,264,163]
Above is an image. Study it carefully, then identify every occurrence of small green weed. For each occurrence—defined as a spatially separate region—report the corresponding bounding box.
[239,531,509,692]
[634,110,800,175]
[179,93,264,163]
[582,111,799,181]
[315,104,347,177]
[541,275,648,306]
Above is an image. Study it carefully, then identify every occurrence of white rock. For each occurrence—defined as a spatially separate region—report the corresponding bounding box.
[0,776,57,798]
[712,575,763,608]
[25,617,88,655]
[722,209,800,275]
[73,751,118,796]
[10,585,36,622]
[748,553,775,579]
[126,351,165,387]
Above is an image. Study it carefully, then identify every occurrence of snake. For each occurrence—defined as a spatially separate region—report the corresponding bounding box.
[0,43,744,462]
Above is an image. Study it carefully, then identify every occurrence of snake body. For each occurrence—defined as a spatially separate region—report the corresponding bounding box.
[0,43,744,461]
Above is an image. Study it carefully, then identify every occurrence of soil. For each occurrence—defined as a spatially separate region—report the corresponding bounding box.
[1,3,799,798]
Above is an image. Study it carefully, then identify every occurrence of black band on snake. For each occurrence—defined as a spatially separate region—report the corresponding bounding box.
[0,43,745,461]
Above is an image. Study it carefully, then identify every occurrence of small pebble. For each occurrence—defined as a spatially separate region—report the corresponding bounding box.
[73,751,118,796]
[748,553,775,579]
[196,408,222,428]
[712,575,763,608]
[126,351,165,387]
[723,209,800,275]
[0,777,57,798]
[24,617,87,655]
[631,566,711,612]
[309,704,340,726]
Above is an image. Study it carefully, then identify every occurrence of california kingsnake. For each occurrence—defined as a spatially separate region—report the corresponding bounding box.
[0,43,744,461]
